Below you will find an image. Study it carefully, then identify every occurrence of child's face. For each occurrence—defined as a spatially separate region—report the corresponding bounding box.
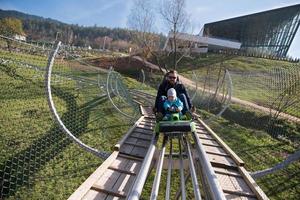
[168,95,175,102]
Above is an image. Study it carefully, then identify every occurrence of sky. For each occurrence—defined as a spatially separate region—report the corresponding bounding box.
[0,0,300,57]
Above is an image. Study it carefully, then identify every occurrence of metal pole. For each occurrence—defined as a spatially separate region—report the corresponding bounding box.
[175,173,190,200]
[183,137,202,200]
[192,132,226,200]
[126,133,158,200]
[150,136,167,200]
[45,41,109,159]
[165,137,173,200]
[178,136,186,200]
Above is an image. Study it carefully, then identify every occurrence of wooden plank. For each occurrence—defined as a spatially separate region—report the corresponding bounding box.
[214,167,242,178]
[224,192,257,200]
[206,150,231,157]
[143,116,155,120]
[105,195,124,200]
[202,143,222,148]
[105,176,135,200]
[119,143,135,155]
[223,189,257,198]
[108,157,142,176]
[211,161,238,170]
[199,137,220,146]
[118,153,144,162]
[141,118,155,122]
[105,158,142,199]
[68,151,119,200]
[123,141,149,149]
[125,137,138,144]
[197,119,245,166]
[195,125,206,130]
[121,175,137,194]
[110,173,131,196]
[125,137,150,147]
[114,116,144,151]
[82,190,107,200]
[131,131,153,140]
[128,135,151,141]
[216,173,255,197]
[197,133,214,139]
[202,144,228,155]
[124,160,141,174]
[130,146,148,158]
[108,157,131,172]
[133,128,153,135]
[238,167,270,200]
[91,184,127,198]
[135,126,153,131]
[209,153,237,169]
[94,169,120,188]
[138,123,154,128]
[136,139,150,146]
[196,129,208,134]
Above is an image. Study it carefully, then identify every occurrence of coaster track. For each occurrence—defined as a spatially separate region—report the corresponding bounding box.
[42,41,269,200]
[68,92,269,200]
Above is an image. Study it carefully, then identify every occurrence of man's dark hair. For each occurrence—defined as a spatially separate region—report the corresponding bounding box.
[168,70,177,74]
[167,70,179,82]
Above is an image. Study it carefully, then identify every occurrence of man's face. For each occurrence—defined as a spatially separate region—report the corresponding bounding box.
[168,73,177,85]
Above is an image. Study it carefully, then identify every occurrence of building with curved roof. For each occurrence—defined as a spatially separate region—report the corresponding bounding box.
[203,4,300,57]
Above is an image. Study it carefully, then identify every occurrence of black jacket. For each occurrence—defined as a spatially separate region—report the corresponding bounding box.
[155,80,192,109]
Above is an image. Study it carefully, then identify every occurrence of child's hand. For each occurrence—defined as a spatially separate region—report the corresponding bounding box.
[169,106,176,112]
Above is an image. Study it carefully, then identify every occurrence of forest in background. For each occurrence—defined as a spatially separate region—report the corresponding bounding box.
[0,9,165,50]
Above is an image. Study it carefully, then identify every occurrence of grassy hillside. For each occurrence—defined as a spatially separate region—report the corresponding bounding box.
[0,48,147,199]
[1,47,299,199]
[172,54,300,118]
[198,108,300,200]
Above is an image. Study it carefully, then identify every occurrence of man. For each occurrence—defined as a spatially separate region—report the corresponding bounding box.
[154,70,194,120]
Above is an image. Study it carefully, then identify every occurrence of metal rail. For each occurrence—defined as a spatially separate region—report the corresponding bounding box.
[126,133,159,200]
[183,136,201,200]
[45,41,110,159]
[178,136,186,200]
[68,87,269,200]
[150,136,167,200]
[192,131,226,200]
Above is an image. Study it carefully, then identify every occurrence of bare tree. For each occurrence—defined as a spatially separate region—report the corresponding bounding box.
[160,0,190,69]
[127,0,156,54]
[127,0,165,73]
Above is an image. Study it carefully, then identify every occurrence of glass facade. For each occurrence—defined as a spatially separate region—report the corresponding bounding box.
[203,4,300,57]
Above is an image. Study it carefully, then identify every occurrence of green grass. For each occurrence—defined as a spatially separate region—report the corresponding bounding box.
[173,53,300,118]
[1,48,299,199]
[0,56,141,199]
[209,117,299,200]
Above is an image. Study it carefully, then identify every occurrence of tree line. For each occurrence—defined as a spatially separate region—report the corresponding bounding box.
[0,9,165,51]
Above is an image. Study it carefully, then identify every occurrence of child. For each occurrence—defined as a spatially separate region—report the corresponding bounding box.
[163,88,183,120]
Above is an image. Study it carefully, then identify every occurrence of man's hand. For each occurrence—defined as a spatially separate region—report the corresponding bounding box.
[190,105,196,113]
[152,107,157,114]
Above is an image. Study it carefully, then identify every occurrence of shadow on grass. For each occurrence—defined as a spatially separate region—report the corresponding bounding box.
[259,165,300,199]
[0,66,109,198]
[213,103,300,143]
